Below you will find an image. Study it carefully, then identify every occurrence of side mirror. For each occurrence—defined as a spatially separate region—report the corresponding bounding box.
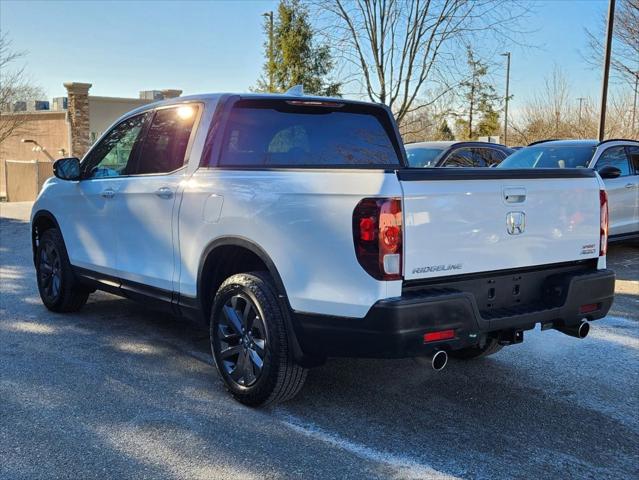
[53,157,81,181]
[598,165,622,179]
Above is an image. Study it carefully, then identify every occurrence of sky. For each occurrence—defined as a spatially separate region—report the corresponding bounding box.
[1,0,611,112]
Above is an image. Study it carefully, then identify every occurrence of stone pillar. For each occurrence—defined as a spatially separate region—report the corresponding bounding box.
[63,82,92,158]
[161,89,182,99]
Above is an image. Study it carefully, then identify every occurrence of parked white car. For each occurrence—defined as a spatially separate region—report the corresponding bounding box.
[498,139,639,241]
[31,93,615,406]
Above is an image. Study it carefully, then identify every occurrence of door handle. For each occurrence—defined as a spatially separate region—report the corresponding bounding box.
[625,183,636,189]
[155,187,174,199]
[101,188,115,199]
[503,187,526,203]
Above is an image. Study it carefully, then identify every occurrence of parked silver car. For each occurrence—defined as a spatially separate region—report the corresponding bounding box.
[498,139,639,241]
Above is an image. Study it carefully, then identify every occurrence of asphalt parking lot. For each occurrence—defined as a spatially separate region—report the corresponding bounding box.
[1,201,638,480]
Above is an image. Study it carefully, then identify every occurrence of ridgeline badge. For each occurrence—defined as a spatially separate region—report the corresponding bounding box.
[412,264,462,275]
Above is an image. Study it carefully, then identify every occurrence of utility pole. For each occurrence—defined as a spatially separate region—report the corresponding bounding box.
[632,72,638,133]
[263,11,275,92]
[577,97,585,124]
[598,0,616,141]
[468,80,475,140]
[501,52,511,145]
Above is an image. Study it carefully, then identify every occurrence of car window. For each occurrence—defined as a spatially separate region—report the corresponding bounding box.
[82,113,148,178]
[596,146,631,177]
[217,100,401,167]
[468,148,488,167]
[405,147,446,167]
[471,147,506,167]
[498,145,595,169]
[626,145,639,174]
[133,105,198,175]
[485,148,507,166]
[443,147,476,167]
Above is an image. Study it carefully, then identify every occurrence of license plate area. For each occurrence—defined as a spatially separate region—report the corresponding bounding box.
[402,260,597,318]
[481,273,538,311]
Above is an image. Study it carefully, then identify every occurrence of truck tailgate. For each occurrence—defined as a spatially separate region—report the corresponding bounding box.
[399,169,602,281]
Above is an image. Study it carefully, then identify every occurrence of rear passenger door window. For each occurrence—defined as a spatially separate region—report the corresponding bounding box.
[626,146,639,174]
[443,148,476,167]
[470,148,490,167]
[596,147,631,176]
[133,105,199,175]
[480,148,507,166]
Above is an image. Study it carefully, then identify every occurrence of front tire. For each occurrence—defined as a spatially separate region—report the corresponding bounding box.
[210,272,307,406]
[36,228,89,312]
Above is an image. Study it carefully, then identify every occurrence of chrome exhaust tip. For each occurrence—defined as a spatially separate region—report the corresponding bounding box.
[431,350,448,371]
[554,320,590,339]
[576,320,590,339]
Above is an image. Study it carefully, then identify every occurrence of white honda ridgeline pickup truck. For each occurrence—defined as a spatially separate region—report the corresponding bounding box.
[31,92,615,406]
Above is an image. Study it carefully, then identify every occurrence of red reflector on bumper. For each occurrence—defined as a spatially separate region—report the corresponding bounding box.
[579,303,599,314]
[424,330,455,343]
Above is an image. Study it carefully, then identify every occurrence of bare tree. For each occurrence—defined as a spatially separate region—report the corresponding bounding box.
[0,34,45,145]
[400,105,445,142]
[584,0,639,88]
[313,0,528,127]
[509,68,578,144]
[398,85,457,142]
[602,93,639,138]
[509,67,638,145]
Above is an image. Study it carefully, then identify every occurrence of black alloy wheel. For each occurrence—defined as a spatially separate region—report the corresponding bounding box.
[35,228,90,312]
[210,272,308,406]
[38,240,63,304]
[216,293,267,387]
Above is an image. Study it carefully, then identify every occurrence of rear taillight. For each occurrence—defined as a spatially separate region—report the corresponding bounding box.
[600,189,608,256]
[353,197,403,280]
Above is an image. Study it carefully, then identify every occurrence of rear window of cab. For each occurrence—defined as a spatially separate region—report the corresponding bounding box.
[214,100,403,168]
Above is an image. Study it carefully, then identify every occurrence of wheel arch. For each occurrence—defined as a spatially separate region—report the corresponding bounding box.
[196,236,289,318]
[31,210,62,265]
[195,236,321,368]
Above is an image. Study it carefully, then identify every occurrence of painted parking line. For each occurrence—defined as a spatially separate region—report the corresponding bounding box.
[275,410,461,480]
[589,316,639,349]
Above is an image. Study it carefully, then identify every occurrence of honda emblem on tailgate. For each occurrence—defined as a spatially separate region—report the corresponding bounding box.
[506,211,526,235]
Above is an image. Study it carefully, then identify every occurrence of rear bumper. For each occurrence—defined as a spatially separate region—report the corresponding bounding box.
[290,268,615,360]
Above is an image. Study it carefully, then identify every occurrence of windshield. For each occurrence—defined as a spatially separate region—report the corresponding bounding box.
[405,147,446,167]
[498,145,595,169]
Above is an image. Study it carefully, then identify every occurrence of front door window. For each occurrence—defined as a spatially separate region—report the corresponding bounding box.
[82,113,148,178]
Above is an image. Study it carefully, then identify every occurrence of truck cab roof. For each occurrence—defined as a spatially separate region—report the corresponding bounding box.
[127,92,378,114]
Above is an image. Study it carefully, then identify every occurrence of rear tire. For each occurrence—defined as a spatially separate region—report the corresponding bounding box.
[448,337,503,360]
[210,272,307,406]
[36,228,90,312]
